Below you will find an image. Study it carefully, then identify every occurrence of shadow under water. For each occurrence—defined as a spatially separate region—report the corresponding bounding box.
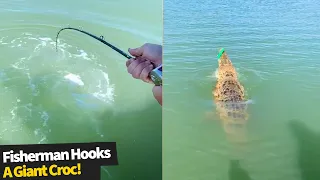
[289,120,320,180]
[228,159,252,180]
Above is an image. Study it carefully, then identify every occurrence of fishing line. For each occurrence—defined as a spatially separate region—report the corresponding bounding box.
[55,27,132,59]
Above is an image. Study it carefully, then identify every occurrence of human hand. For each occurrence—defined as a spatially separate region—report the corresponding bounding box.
[152,86,162,106]
[126,57,154,83]
[126,43,162,83]
[128,43,162,66]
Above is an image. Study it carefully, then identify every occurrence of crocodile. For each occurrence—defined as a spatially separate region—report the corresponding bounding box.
[213,48,249,143]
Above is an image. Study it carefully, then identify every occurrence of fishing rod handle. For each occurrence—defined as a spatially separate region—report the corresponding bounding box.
[150,64,162,86]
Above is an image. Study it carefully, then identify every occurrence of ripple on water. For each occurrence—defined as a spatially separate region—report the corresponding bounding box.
[0,31,117,143]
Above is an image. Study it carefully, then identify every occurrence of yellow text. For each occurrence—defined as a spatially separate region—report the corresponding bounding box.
[3,165,48,178]
[49,163,81,176]
[2,163,81,178]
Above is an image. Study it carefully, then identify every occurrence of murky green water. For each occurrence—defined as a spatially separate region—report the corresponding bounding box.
[163,0,320,180]
[0,0,162,179]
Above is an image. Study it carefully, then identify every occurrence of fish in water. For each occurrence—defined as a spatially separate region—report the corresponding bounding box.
[213,48,249,143]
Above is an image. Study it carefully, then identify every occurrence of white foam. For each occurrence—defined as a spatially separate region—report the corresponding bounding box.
[0,32,118,142]
[245,99,255,104]
[64,73,84,86]
[91,71,115,103]
[214,68,218,78]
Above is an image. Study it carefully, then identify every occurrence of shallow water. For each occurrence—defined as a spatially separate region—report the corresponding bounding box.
[0,0,162,179]
[163,0,320,179]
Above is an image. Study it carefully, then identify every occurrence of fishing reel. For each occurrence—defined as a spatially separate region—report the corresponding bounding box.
[150,64,162,86]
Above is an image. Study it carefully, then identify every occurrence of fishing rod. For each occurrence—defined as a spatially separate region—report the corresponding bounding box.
[55,27,132,59]
[55,27,162,86]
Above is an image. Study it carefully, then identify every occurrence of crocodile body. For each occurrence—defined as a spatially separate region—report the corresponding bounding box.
[213,49,249,143]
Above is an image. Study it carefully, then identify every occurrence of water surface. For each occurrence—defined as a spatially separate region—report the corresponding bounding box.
[164,0,320,179]
[0,0,162,179]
